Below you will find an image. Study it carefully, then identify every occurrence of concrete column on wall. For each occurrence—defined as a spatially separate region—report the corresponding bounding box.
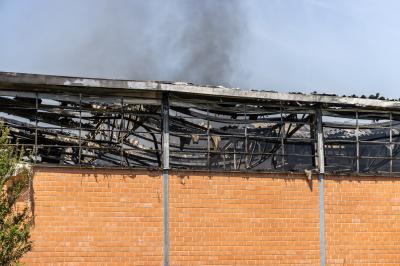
[316,108,326,266]
[162,92,170,266]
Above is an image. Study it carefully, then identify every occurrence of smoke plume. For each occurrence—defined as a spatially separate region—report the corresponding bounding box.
[170,0,245,86]
[0,0,246,87]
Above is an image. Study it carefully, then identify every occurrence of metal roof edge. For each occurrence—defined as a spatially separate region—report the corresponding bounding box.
[1,71,399,109]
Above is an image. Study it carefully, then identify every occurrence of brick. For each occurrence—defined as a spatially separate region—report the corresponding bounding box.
[169,173,319,265]
[21,169,400,265]
[21,168,163,265]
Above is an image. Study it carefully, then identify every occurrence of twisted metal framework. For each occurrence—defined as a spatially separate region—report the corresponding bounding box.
[1,72,400,175]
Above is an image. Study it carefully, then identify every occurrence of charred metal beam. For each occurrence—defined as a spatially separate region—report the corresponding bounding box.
[1,72,400,175]
[2,71,400,111]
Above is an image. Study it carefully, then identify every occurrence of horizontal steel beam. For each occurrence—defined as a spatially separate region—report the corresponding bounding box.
[1,71,400,111]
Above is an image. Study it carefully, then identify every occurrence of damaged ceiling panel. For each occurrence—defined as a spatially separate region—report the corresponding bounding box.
[1,71,400,175]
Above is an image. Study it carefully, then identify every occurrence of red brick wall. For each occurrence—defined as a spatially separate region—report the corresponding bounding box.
[169,173,320,265]
[22,168,163,265]
[325,176,400,265]
[21,168,400,265]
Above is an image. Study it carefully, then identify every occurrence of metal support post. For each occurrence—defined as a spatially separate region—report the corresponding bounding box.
[207,106,210,169]
[161,92,170,266]
[244,104,248,169]
[280,104,285,170]
[356,111,360,173]
[316,108,326,266]
[390,113,393,175]
[120,97,124,166]
[78,93,82,164]
[34,92,38,163]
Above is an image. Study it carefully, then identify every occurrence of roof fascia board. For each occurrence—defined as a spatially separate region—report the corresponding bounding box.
[1,71,399,110]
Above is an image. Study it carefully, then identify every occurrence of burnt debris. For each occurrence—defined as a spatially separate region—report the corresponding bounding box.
[1,72,400,175]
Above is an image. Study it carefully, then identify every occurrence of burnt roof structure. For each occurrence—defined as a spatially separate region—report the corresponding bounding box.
[1,71,400,175]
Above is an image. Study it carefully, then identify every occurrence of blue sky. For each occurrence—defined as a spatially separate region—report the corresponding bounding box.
[1,0,400,98]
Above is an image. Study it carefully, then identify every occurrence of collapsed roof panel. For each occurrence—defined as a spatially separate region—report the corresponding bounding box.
[0,72,399,175]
